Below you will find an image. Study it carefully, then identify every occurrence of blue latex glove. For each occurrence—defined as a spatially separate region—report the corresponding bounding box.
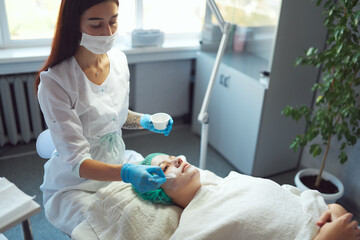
[140,114,173,136]
[121,163,166,193]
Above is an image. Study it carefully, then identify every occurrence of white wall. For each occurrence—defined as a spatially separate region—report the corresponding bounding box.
[291,0,360,217]
[129,60,192,117]
[252,0,327,176]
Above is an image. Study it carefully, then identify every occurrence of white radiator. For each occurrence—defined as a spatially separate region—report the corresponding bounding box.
[0,73,45,147]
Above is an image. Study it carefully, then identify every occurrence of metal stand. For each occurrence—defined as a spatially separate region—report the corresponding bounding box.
[21,220,33,240]
[198,0,231,169]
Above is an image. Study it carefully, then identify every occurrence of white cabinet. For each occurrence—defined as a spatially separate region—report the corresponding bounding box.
[192,52,266,174]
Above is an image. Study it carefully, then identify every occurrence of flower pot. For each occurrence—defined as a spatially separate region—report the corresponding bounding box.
[294,168,344,204]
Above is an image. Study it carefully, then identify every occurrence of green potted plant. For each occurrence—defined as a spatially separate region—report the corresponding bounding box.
[282,0,360,203]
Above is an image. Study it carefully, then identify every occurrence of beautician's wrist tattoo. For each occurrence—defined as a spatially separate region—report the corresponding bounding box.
[122,111,143,129]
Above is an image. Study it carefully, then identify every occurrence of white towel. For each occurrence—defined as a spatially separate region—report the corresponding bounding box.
[82,181,183,240]
[170,171,328,240]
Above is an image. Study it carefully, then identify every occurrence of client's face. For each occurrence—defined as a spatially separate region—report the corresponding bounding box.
[151,154,201,207]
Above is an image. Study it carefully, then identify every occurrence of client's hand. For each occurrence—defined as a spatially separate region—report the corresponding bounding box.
[317,203,349,227]
[140,114,173,136]
[121,163,166,193]
[315,213,360,240]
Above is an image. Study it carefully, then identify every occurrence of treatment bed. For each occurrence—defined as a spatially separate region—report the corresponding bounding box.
[71,169,328,240]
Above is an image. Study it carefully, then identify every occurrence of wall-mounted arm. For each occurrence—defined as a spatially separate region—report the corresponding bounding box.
[198,0,232,169]
[206,0,227,33]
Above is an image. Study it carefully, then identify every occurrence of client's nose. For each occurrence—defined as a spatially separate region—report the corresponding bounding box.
[174,157,183,168]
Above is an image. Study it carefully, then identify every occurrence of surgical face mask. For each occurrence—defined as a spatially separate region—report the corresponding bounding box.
[80,31,118,54]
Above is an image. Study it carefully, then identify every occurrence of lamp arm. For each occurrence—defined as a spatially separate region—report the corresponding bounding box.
[197,0,232,169]
[206,0,227,33]
[197,27,231,124]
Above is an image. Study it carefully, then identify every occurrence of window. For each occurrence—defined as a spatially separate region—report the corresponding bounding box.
[0,0,205,48]
[142,0,204,35]
[0,0,60,47]
[4,0,60,40]
[212,0,281,27]
[118,0,136,37]
[205,0,282,61]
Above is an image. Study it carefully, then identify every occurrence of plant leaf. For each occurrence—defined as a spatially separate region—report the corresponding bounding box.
[339,151,348,164]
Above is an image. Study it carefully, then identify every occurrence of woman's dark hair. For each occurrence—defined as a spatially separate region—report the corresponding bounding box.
[35,0,119,93]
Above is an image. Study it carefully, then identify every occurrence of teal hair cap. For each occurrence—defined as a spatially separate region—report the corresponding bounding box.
[142,153,165,166]
[133,153,173,205]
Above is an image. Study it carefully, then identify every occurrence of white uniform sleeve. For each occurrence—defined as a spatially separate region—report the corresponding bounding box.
[38,71,92,178]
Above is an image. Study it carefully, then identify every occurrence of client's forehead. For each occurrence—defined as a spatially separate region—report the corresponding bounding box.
[151,154,176,166]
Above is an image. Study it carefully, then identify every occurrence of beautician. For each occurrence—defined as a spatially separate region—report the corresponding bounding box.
[35,0,171,235]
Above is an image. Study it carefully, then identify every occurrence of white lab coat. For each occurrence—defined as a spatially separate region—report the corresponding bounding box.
[37,48,140,235]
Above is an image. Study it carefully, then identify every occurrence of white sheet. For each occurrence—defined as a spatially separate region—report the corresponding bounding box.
[77,170,328,240]
[170,171,328,240]
[82,181,183,240]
